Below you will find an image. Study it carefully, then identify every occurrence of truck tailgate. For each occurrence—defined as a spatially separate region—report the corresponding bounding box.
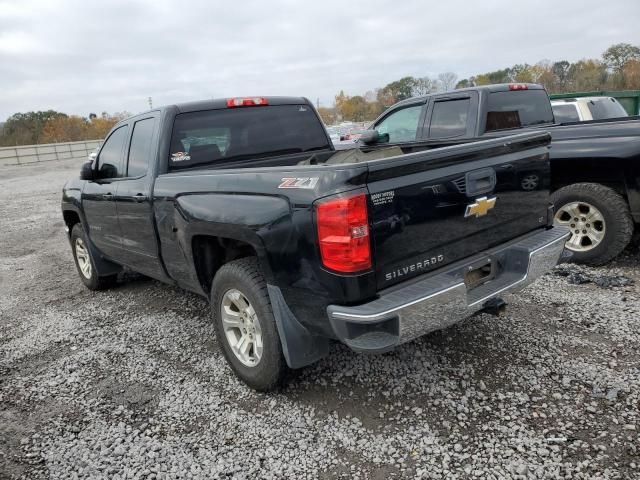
[366,132,552,289]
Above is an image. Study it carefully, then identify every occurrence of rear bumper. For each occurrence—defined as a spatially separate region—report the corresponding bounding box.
[327,226,570,353]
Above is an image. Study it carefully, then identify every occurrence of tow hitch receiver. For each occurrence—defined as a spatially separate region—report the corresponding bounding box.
[482,297,507,316]
[464,258,496,289]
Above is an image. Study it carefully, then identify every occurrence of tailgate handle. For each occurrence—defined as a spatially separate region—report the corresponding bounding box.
[465,168,496,197]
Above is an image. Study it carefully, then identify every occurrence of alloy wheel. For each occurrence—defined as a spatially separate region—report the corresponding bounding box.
[75,238,92,279]
[554,201,605,252]
[220,289,263,367]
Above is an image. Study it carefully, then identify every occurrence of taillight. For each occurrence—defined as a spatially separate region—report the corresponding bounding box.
[226,97,269,108]
[316,193,371,273]
[508,84,529,91]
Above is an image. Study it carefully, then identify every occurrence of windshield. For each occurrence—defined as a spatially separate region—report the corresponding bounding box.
[485,90,555,132]
[169,104,330,169]
[586,98,628,119]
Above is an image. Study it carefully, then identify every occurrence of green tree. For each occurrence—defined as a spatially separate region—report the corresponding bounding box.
[602,43,640,88]
[380,76,417,103]
[602,43,640,73]
[0,110,67,146]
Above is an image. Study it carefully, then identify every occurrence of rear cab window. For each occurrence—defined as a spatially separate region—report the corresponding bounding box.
[169,104,330,170]
[485,89,554,132]
[586,98,628,119]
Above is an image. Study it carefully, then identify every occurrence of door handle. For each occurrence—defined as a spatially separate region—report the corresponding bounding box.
[102,193,114,200]
[465,168,496,197]
[132,194,148,203]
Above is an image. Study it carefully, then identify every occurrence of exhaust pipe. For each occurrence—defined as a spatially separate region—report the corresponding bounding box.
[482,298,507,317]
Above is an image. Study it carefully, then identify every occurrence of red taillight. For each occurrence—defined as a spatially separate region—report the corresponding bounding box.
[316,193,371,273]
[226,97,269,108]
[508,84,529,91]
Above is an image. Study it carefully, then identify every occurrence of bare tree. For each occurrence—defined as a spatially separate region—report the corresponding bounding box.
[412,76,436,96]
[437,72,458,92]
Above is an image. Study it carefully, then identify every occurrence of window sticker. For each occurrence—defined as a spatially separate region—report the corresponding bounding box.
[171,152,191,162]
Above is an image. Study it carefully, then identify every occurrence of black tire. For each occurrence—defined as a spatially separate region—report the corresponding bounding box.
[551,183,634,266]
[70,224,117,290]
[211,257,287,391]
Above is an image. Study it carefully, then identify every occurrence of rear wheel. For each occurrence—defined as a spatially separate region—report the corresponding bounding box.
[211,257,287,391]
[551,183,633,266]
[70,224,117,290]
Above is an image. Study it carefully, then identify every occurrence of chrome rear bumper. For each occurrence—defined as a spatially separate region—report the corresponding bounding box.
[327,226,570,353]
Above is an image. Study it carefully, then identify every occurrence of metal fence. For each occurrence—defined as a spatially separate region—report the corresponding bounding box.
[0,140,101,167]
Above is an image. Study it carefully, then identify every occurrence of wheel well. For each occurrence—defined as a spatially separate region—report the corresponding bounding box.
[63,210,81,231]
[551,158,627,197]
[192,235,258,293]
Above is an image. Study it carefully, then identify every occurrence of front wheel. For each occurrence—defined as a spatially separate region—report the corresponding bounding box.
[211,257,287,391]
[70,224,117,290]
[551,183,633,266]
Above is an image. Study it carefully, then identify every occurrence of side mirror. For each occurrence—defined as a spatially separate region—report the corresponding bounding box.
[80,160,96,181]
[358,129,389,145]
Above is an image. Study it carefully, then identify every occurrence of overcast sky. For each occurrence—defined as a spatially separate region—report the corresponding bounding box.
[0,0,638,120]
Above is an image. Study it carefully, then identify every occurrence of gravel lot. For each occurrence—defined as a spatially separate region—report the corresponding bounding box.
[1,159,639,479]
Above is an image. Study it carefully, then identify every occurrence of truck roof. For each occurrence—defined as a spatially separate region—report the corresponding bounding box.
[129,96,312,120]
[551,96,617,103]
[392,83,546,108]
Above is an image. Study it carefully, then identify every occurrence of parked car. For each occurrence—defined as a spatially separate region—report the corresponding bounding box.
[62,95,568,390]
[551,96,629,123]
[342,128,368,141]
[357,84,639,265]
[325,126,341,143]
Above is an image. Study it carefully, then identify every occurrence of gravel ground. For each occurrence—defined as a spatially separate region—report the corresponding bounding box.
[1,159,639,479]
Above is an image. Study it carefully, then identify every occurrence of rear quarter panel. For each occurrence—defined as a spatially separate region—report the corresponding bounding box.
[152,166,374,336]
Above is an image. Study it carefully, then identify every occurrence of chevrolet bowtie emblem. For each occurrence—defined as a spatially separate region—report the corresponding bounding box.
[465,196,497,218]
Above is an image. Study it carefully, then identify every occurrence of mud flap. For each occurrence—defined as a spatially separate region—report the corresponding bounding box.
[267,285,329,369]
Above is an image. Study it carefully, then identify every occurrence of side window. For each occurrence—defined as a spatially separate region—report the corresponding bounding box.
[375,105,423,143]
[429,99,470,138]
[98,126,127,178]
[552,104,580,123]
[127,118,157,177]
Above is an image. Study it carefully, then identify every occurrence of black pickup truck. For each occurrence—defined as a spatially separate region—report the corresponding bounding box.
[359,84,640,265]
[62,96,569,390]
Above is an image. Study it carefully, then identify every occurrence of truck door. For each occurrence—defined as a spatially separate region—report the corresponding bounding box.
[82,124,128,258]
[114,115,167,280]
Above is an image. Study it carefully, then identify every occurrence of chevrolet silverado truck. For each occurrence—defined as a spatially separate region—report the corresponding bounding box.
[358,84,639,265]
[62,96,569,391]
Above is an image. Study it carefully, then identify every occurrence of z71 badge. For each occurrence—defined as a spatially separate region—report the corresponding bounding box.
[278,177,319,189]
